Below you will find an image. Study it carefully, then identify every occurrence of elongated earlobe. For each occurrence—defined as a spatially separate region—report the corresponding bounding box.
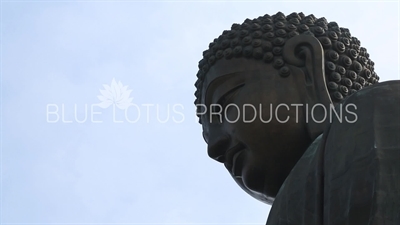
[283,35,333,140]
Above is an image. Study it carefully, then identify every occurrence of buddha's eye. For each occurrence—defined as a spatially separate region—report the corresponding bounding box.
[217,84,245,109]
[209,84,244,124]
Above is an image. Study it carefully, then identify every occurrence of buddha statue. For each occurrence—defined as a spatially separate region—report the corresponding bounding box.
[194,12,399,224]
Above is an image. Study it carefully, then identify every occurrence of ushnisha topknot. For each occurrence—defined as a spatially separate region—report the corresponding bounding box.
[194,12,378,123]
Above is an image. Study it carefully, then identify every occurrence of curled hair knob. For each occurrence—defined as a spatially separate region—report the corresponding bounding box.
[353,82,362,90]
[289,18,300,25]
[346,70,357,81]
[198,58,206,69]
[336,66,346,75]
[352,61,363,73]
[298,24,309,32]
[332,91,344,101]
[313,26,325,36]
[339,85,349,95]
[263,52,274,62]
[233,46,242,57]
[275,29,287,37]
[230,38,240,47]
[326,61,336,71]
[221,39,230,48]
[215,50,224,59]
[327,31,338,40]
[275,21,285,29]
[328,82,338,91]
[252,39,262,47]
[208,56,216,65]
[262,41,273,51]
[339,37,350,46]
[273,58,285,69]
[252,31,263,38]
[227,30,237,39]
[251,23,261,30]
[334,41,346,53]
[357,76,366,86]
[318,37,332,49]
[288,31,299,38]
[272,47,283,56]
[342,78,353,87]
[253,47,263,59]
[243,46,253,57]
[329,72,341,82]
[340,56,352,68]
[273,37,285,46]
[242,36,253,45]
[327,50,339,61]
[263,32,275,40]
[358,56,368,65]
[261,24,273,32]
[224,48,233,59]
[279,66,291,77]
[201,64,209,74]
[347,49,358,59]
[286,24,297,31]
[363,69,372,79]
[275,14,286,22]
[203,50,210,58]
[304,18,314,26]
[240,30,249,37]
[264,18,273,24]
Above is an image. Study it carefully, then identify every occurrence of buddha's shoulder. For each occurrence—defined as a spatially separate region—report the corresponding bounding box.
[343,80,400,104]
[332,80,400,124]
[327,80,400,144]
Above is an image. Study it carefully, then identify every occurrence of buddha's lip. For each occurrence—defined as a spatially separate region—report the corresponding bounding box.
[232,150,244,177]
[224,144,245,176]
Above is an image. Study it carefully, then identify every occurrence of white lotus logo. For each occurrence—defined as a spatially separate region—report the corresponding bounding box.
[97,78,133,109]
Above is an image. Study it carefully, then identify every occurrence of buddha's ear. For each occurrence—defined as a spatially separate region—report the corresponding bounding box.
[282,34,333,140]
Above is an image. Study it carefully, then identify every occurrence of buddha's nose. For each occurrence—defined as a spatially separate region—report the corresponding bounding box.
[207,129,230,163]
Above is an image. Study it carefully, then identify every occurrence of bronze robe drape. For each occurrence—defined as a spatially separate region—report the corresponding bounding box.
[267,81,400,225]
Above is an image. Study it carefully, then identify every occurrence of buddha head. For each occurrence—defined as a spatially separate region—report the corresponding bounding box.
[194,12,378,204]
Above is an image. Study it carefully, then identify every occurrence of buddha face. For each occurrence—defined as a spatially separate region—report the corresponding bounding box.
[200,58,313,204]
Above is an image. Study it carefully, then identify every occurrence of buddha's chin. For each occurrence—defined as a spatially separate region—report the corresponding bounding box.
[232,172,275,205]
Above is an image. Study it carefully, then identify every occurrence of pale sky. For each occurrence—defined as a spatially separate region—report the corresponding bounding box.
[1,1,399,224]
